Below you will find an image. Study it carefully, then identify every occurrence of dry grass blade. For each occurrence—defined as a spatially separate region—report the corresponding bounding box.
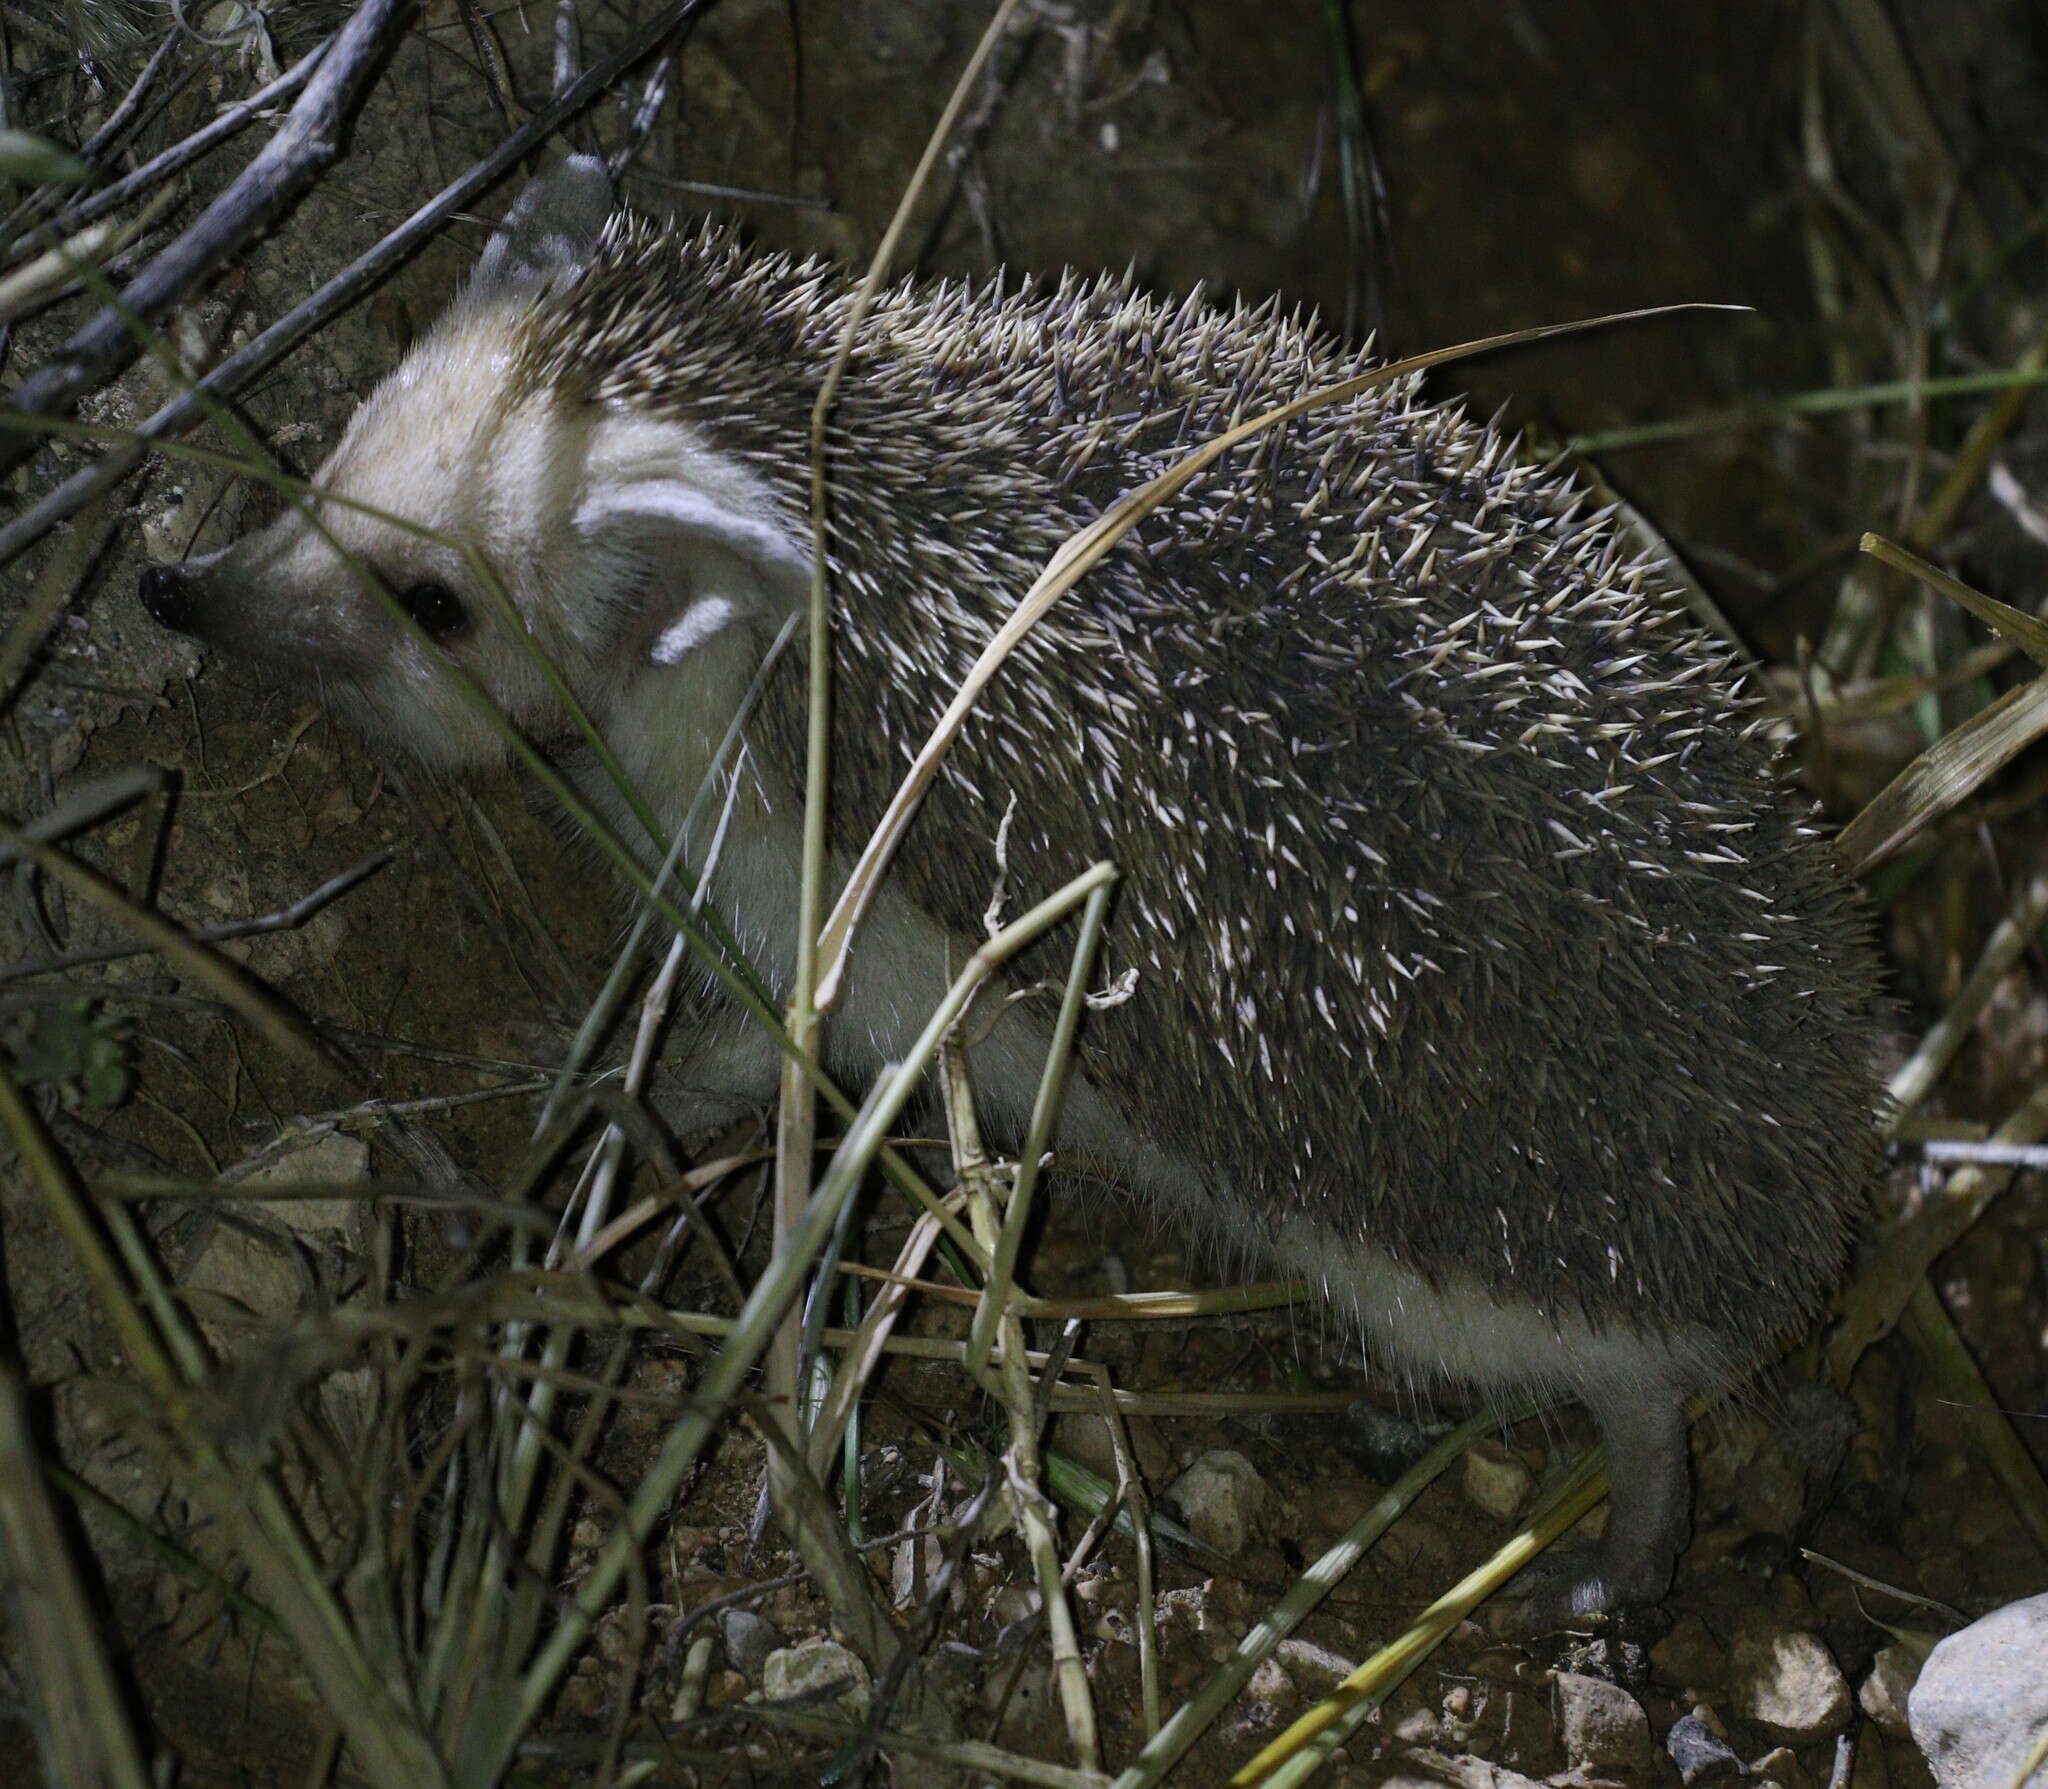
[1826,1082,2048,1387]
[490,863,1116,1778]
[1768,637,2014,724]
[965,875,1113,1378]
[797,0,1031,1011]
[776,4,1031,1675]
[2008,1725,2048,1789]
[1560,361,2048,456]
[815,301,1744,1004]
[844,1270,1315,1322]
[0,127,90,184]
[0,1068,452,1788]
[1886,873,2048,1118]
[1835,542,2048,873]
[1860,532,2048,663]
[745,1705,1113,1788]
[803,1187,971,1477]
[1908,322,2048,555]
[1103,1408,1514,1789]
[943,1045,1101,1771]
[0,184,179,323]
[0,764,164,864]
[1836,677,2048,874]
[0,1368,152,1789]
[1901,1284,2048,1561]
[1230,1453,1607,1789]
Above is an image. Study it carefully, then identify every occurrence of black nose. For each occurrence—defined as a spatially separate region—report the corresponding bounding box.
[139,564,193,632]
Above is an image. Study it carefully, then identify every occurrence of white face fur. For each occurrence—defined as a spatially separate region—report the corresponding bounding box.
[142,157,809,783]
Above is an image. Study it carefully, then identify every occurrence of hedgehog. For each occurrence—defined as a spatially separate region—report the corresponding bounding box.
[139,155,1888,1626]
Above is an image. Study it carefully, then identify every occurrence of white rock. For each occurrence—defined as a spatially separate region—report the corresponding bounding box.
[1163,1448,1268,1556]
[1553,1671,1653,1773]
[243,1130,370,1236]
[1730,1626,1852,1741]
[1859,1642,1921,1741]
[1460,1441,1533,1522]
[1910,1594,2048,1789]
[759,1639,870,1720]
[1274,1637,1358,1693]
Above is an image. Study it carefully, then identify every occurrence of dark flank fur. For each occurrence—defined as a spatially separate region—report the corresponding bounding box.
[517,216,1887,1343]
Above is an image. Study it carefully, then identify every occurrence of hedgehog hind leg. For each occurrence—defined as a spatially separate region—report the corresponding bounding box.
[1500,1385,1691,1635]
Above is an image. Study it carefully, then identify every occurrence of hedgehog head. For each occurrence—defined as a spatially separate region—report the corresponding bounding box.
[139,157,809,773]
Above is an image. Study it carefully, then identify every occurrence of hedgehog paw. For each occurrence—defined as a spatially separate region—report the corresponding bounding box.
[1490,1539,1673,1639]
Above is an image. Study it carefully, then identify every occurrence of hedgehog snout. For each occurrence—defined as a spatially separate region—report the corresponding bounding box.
[139,563,195,634]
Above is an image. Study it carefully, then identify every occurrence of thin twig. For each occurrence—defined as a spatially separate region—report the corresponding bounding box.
[0,0,421,480]
[552,0,579,93]
[18,41,326,257]
[78,28,183,164]
[0,0,714,570]
[1,851,390,982]
[1905,1138,2048,1170]
[0,764,164,868]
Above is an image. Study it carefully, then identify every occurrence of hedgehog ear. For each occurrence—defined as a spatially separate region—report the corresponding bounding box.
[575,476,811,669]
[472,154,614,299]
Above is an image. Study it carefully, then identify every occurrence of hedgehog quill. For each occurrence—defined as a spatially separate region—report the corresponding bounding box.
[141,157,1887,1625]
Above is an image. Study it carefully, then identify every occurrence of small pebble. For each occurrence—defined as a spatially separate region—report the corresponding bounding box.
[758,1639,870,1720]
[1164,1448,1268,1556]
[1730,1626,1851,1742]
[1553,1671,1654,1774]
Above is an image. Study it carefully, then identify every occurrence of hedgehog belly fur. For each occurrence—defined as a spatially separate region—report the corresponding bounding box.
[140,156,1889,1622]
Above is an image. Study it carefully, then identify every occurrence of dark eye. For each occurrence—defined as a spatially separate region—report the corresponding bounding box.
[400,580,468,640]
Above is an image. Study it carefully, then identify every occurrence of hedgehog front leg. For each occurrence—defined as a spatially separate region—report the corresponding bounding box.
[654,999,785,1141]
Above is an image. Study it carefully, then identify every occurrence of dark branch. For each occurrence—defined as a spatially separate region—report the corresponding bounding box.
[0,0,419,481]
[0,0,711,571]
[7,40,329,264]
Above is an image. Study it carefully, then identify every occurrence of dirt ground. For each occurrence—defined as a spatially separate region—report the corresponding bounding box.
[3,0,2047,1784]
